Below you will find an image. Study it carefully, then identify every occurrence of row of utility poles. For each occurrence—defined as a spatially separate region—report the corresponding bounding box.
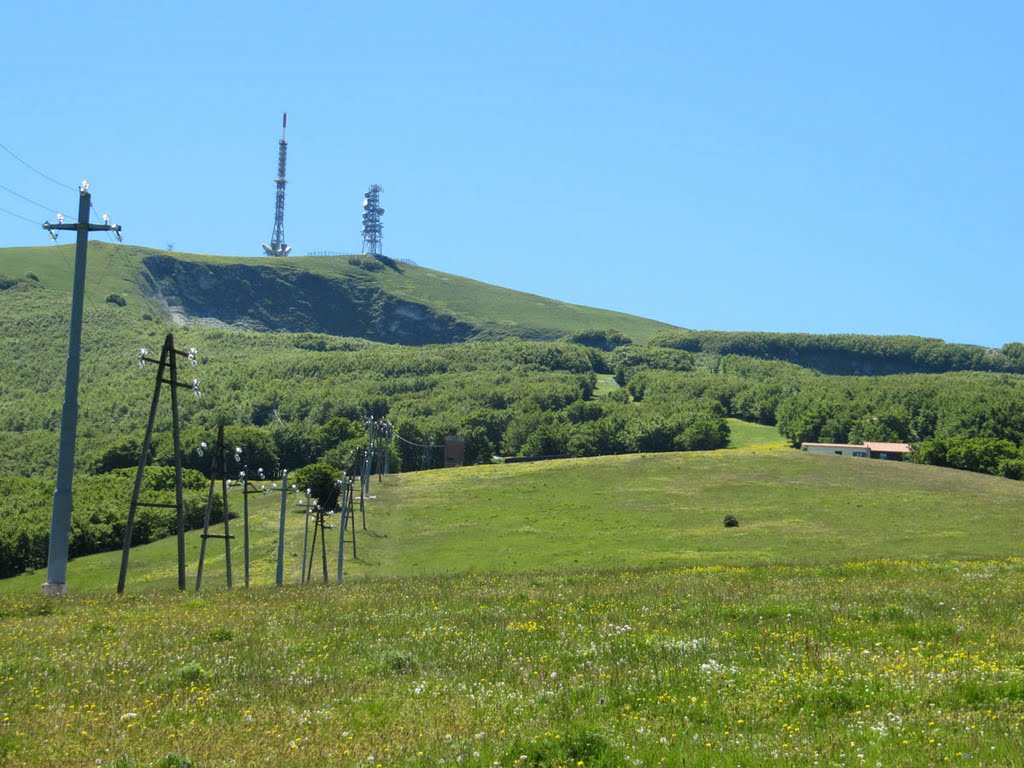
[37,182,406,595]
[113,351,386,593]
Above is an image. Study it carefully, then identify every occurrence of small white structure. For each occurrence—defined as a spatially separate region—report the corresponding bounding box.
[801,441,911,461]
[801,442,870,458]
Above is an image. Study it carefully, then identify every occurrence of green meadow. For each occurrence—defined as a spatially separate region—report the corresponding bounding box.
[2,449,1024,766]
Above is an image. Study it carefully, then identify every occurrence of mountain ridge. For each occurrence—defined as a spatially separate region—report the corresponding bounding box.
[1,243,679,344]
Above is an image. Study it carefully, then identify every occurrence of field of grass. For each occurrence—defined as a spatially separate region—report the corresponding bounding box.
[368,450,1024,577]
[592,374,621,397]
[725,418,785,451]
[3,450,1024,766]
[2,560,1022,767]
[5,448,1023,594]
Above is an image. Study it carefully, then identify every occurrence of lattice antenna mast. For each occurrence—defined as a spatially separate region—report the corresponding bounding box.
[361,184,384,256]
[262,112,291,256]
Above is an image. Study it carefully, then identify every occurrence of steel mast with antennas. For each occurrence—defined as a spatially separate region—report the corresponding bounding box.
[262,112,291,256]
[361,184,384,256]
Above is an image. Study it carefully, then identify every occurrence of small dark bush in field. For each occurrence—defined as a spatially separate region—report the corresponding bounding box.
[207,627,235,642]
[383,649,418,674]
[724,514,739,527]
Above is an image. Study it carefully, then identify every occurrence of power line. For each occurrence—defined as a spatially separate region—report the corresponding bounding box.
[0,142,78,192]
[0,182,64,215]
[394,432,442,449]
[0,204,41,226]
[92,200,141,296]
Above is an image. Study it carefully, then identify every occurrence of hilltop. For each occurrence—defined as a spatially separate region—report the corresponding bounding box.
[0,243,677,344]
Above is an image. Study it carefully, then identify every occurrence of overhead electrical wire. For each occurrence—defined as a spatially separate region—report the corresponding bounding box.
[91,199,140,296]
[0,142,78,192]
[394,433,442,449]
[0,204,42,226]
[0,182,65,216]
[0,161,127,307]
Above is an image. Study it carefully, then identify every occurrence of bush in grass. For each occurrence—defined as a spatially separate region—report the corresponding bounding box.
[511,729,618,767]
[291,461,344,509]
[381,649,418,674]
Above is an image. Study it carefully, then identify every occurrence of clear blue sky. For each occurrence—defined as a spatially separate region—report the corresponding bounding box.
[2,1,1021,348]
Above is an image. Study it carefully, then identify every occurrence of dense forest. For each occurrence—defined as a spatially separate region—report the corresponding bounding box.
[648,329,1024,375]
[2,263,1024,578]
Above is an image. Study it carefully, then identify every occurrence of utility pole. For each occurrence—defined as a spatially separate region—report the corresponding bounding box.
[276,470,289,587]
[41,182,121,596]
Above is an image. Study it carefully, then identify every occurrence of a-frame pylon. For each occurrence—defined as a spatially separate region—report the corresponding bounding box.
[117,334,196,593]
[195,425,235,591]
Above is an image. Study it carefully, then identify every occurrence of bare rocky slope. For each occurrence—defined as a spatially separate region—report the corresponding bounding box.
[141,254,476,344]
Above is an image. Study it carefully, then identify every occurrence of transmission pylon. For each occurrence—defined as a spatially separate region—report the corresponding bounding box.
[361,184,384,256]
[195,425,236,591]
[262,112,291,256]
[117,335,198,594]
[337,475,356,582]
[304,503,332,584]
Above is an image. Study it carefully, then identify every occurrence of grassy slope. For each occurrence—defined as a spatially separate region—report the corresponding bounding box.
[370,449,1024,577]
[2,451,1024,766]
[2,561,1021,767]
[6,249,1024,764]
[1,243,150,304]
[0,244,677,342]
[288,254,679,342]
[725,418,785,450]
[4,446,1021,595]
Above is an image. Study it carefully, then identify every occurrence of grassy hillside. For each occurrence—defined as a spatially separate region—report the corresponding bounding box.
[0,244,678,343]
[4,561,1023,767]
[2,450,1024,766]
[338,449,1024,576]
[6,243,1024,766]
[4,447,1022,595]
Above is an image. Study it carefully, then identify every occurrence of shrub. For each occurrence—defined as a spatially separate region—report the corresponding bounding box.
[562,329,633,351]
[348,254,384,271]
[291,462,344,509]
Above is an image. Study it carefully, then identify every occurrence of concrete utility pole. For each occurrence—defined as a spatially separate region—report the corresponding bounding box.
[276,470,289,586]
[41,182,121,596]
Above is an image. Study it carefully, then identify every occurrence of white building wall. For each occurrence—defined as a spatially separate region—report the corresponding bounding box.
[801,444,869,458]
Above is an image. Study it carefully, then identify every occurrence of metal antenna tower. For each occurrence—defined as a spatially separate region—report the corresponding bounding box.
[361,184,384,256]
[262,112,291,256]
